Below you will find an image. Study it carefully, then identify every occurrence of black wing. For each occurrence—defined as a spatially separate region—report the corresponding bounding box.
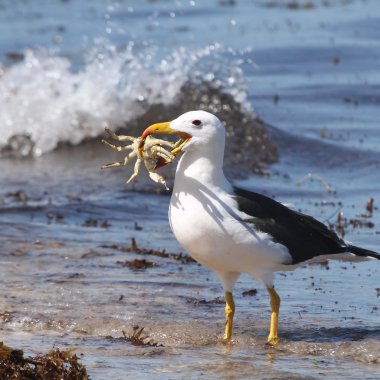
[233,187,348,264]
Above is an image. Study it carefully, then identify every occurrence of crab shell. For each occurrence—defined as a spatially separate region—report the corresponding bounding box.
[139,122,191,170]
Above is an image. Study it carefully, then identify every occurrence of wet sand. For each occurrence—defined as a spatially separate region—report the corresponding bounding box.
[1,137,379,379]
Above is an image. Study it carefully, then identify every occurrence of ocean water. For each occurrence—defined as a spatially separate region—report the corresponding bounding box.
[1,1,380,379]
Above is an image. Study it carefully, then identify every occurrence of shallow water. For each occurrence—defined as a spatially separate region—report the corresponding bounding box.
[1,1,380,379]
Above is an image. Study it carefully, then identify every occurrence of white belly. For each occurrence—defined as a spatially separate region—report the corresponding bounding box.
[168,189,291,274]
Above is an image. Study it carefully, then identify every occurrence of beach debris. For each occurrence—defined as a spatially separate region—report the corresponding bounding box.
[242,289,258,297]
[342,96,359,106]
[6,190,29,204]
[332,55,340,65]
[324,197,377,237]
[117,258,157,270]
[349,219,374,229]
[100,220,111,228]
[47,212,64,223]
[131,237,139,251]
[124,327,155,346]
[219,0,236,6]
[0,311,14,323]
[82,217,110,228]
[331,211,375,237]
[366,197,375,215]
[82,218,97,227]
[336,211,345,237]
[106,327,163,347]
[101,128,186,189]
[66,194,83,202]
[102,237,196,264]
[185,296,224,306]
[272,93,280,104]
[262,1,316,10]
[0,342,89,379]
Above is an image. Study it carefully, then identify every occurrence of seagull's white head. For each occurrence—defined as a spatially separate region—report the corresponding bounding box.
[140,110,225,168]
[169,110,225,149]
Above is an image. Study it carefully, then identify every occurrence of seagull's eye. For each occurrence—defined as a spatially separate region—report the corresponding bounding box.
[192,120,202,127]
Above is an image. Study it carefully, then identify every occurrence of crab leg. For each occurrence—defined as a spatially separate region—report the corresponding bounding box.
[154,151,174,162]
[101,161,124,169]
[171,138,185,149]
[149,146,176,161]
[101,151,137,169]
[102,139,134,152]
[127,158,142,184]
[105,128,137,142]
[171,137,188,156]
[144,138,176,150]
[102,127,185,188]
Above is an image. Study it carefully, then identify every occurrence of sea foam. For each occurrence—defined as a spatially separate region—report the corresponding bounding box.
[0,42,250,157]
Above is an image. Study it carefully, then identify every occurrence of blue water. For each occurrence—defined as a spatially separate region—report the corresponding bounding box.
[1,1,380,379]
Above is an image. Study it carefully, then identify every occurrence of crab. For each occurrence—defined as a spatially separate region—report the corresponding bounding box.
[101,128,183,189]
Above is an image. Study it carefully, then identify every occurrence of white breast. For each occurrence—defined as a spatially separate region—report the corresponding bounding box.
[169,185,291,274]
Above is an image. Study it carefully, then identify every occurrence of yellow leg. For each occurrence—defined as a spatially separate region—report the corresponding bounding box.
[224,291,235,340]
[267,287,280,346]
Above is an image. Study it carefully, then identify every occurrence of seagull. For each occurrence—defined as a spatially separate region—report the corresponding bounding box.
[141,110,380,345]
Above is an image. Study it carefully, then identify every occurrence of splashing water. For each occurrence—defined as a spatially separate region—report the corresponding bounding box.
[0,42,251,158]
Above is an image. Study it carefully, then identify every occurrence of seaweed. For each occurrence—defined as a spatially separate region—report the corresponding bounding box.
[6,190,29,204]
[366,197,375,215]
[242,289,258,297]
[106,326,163,347]
[0,342,89,380]
[134,221,143,231]
[262,1,317,10]
[329,198,376,238]
[0,311,14,323]
[117,258,157,270]
[184,296,224,306]
[102,237,196,264]
[82,218,110,228]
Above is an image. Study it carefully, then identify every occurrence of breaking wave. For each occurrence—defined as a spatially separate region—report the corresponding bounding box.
[0,42,277,174]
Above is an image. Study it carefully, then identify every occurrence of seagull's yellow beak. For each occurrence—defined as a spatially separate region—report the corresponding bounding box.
[141,121,174,140]
[139,121,191,167]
